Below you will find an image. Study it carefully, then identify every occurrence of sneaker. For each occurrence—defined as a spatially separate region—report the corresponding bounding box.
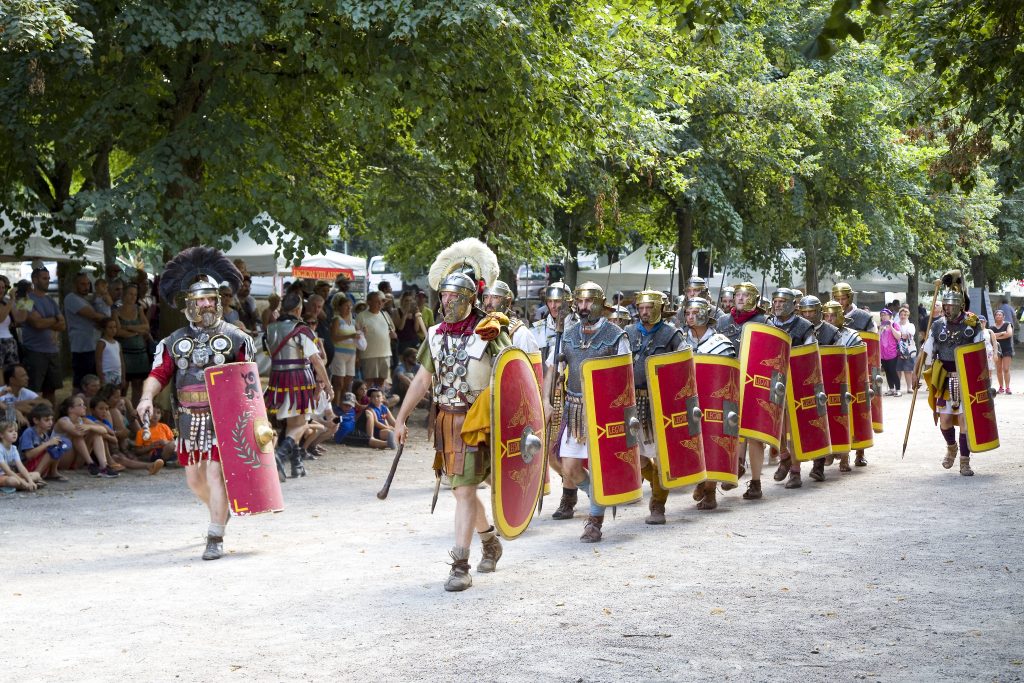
[998,387,1005,394]
[88,463,100,477]
[99,467,120,478]
[894,391,902,397]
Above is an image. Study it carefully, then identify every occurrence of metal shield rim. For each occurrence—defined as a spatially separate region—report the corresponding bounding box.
[647,348,707,489]
[490,346,546,539]
[846,344,874,450]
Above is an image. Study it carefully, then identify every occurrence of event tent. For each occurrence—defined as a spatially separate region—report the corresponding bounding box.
[0,214,105,263]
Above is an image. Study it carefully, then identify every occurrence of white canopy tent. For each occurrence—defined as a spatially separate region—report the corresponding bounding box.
[585,245,676,295]
[0,214,105,263]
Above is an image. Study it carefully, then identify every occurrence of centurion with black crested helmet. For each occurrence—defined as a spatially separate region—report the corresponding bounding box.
[769,287,815,346]
[931,269,978,364]
[831,281,875,333]
[799,295,840,345]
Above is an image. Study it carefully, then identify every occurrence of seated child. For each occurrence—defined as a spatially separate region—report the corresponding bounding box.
[55,395,118,478]
[18,403,71,481]
[0,420,45,491]
[88,396,163,475]
[334,393,358,444]
[134,405,177,466]
[364,387,396,450]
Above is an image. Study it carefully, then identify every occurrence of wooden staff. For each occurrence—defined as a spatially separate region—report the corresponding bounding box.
[902,279,942,458]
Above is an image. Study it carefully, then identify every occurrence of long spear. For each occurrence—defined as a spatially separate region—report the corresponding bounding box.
[902,278,943,458]
[642,247,652,291]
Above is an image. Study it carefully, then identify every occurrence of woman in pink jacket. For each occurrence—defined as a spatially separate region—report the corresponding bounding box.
[878,308,902,396]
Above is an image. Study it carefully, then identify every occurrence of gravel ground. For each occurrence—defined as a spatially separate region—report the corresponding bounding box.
[3,364,1022,683]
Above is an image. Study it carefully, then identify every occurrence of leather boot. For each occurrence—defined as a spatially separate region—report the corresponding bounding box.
[580,515,604,543]
[942,444,957,469]
[645,499,666,525]
[477,528,503,573]
[272,438,288,481]
[773,458,791,481]
[551,490,577,520]
[784,471,802,489]
[696,483,717,510]
[444,547,472,591]
[286,437,306,478]
[959,456,974,477]
[202,535,224,561]
[742,479,762,500]
[810,458,825,482]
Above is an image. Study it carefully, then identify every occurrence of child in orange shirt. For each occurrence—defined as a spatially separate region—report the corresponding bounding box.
[134,405,177,465]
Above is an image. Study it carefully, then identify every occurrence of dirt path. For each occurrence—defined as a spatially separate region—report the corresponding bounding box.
[3,370,1023,682]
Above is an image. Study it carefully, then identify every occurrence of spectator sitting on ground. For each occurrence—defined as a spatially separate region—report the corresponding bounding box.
[89,396,163,475]
[1,420,45,492]
[78,374,103,403]
[334,392,358,444]
[98,384,136,451]
[1,363,49,427]
[364,387,396,450]
[392,347,421,405]
[55,395,118,478]
[19,404,71,481]
[133,404,177,466]
[300,402,338,459]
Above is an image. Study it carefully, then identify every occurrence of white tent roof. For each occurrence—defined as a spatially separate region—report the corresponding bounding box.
[0,215,105,263]
[289,249,366,277]
[224,214,367,279]
[586,245,676,295]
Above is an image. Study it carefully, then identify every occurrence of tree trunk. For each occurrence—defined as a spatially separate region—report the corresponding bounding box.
[674,199,693,294]
[804,237,819,297]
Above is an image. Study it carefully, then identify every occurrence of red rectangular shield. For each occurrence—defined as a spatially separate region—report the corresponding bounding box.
[582,353,643,506]
[955,342,999,452]
[204,362,284,516]
[738,323,791,449]
[861,331,884,433]
[846,345,874,450]
[491,348,546,539]
[695,356,740,485]
[647,349,706,489]
[819,346,851,453]
[786,344,832,462]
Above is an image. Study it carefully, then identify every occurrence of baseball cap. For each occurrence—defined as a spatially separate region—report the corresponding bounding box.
[341,392,357,406]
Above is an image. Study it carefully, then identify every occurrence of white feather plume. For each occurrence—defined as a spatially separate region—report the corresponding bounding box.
[427,237,500,291]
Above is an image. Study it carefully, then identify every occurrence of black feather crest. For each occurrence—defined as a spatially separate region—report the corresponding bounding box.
[159,247,242,304]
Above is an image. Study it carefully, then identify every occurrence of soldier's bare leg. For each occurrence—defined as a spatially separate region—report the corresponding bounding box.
[743,441,765,499]
[186,460,229,560]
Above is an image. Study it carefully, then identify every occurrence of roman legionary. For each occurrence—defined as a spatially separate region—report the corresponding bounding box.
[136,248,255,561]
[626,290,685,525]
[393,239,508,592]
[676,277,724,328]
[532,281,578,521]
[832,282,875,468]
[265,290,333,479]
[542,281,630,543]
[823,300,863,472]
[921,274,987,476]
[767,288,816,489]
[719,286,735,312]
[482,280,538,354]
[799,295,839,482]
[609,305,632,329]
[682,297,736,510]
[716,283,770,500]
